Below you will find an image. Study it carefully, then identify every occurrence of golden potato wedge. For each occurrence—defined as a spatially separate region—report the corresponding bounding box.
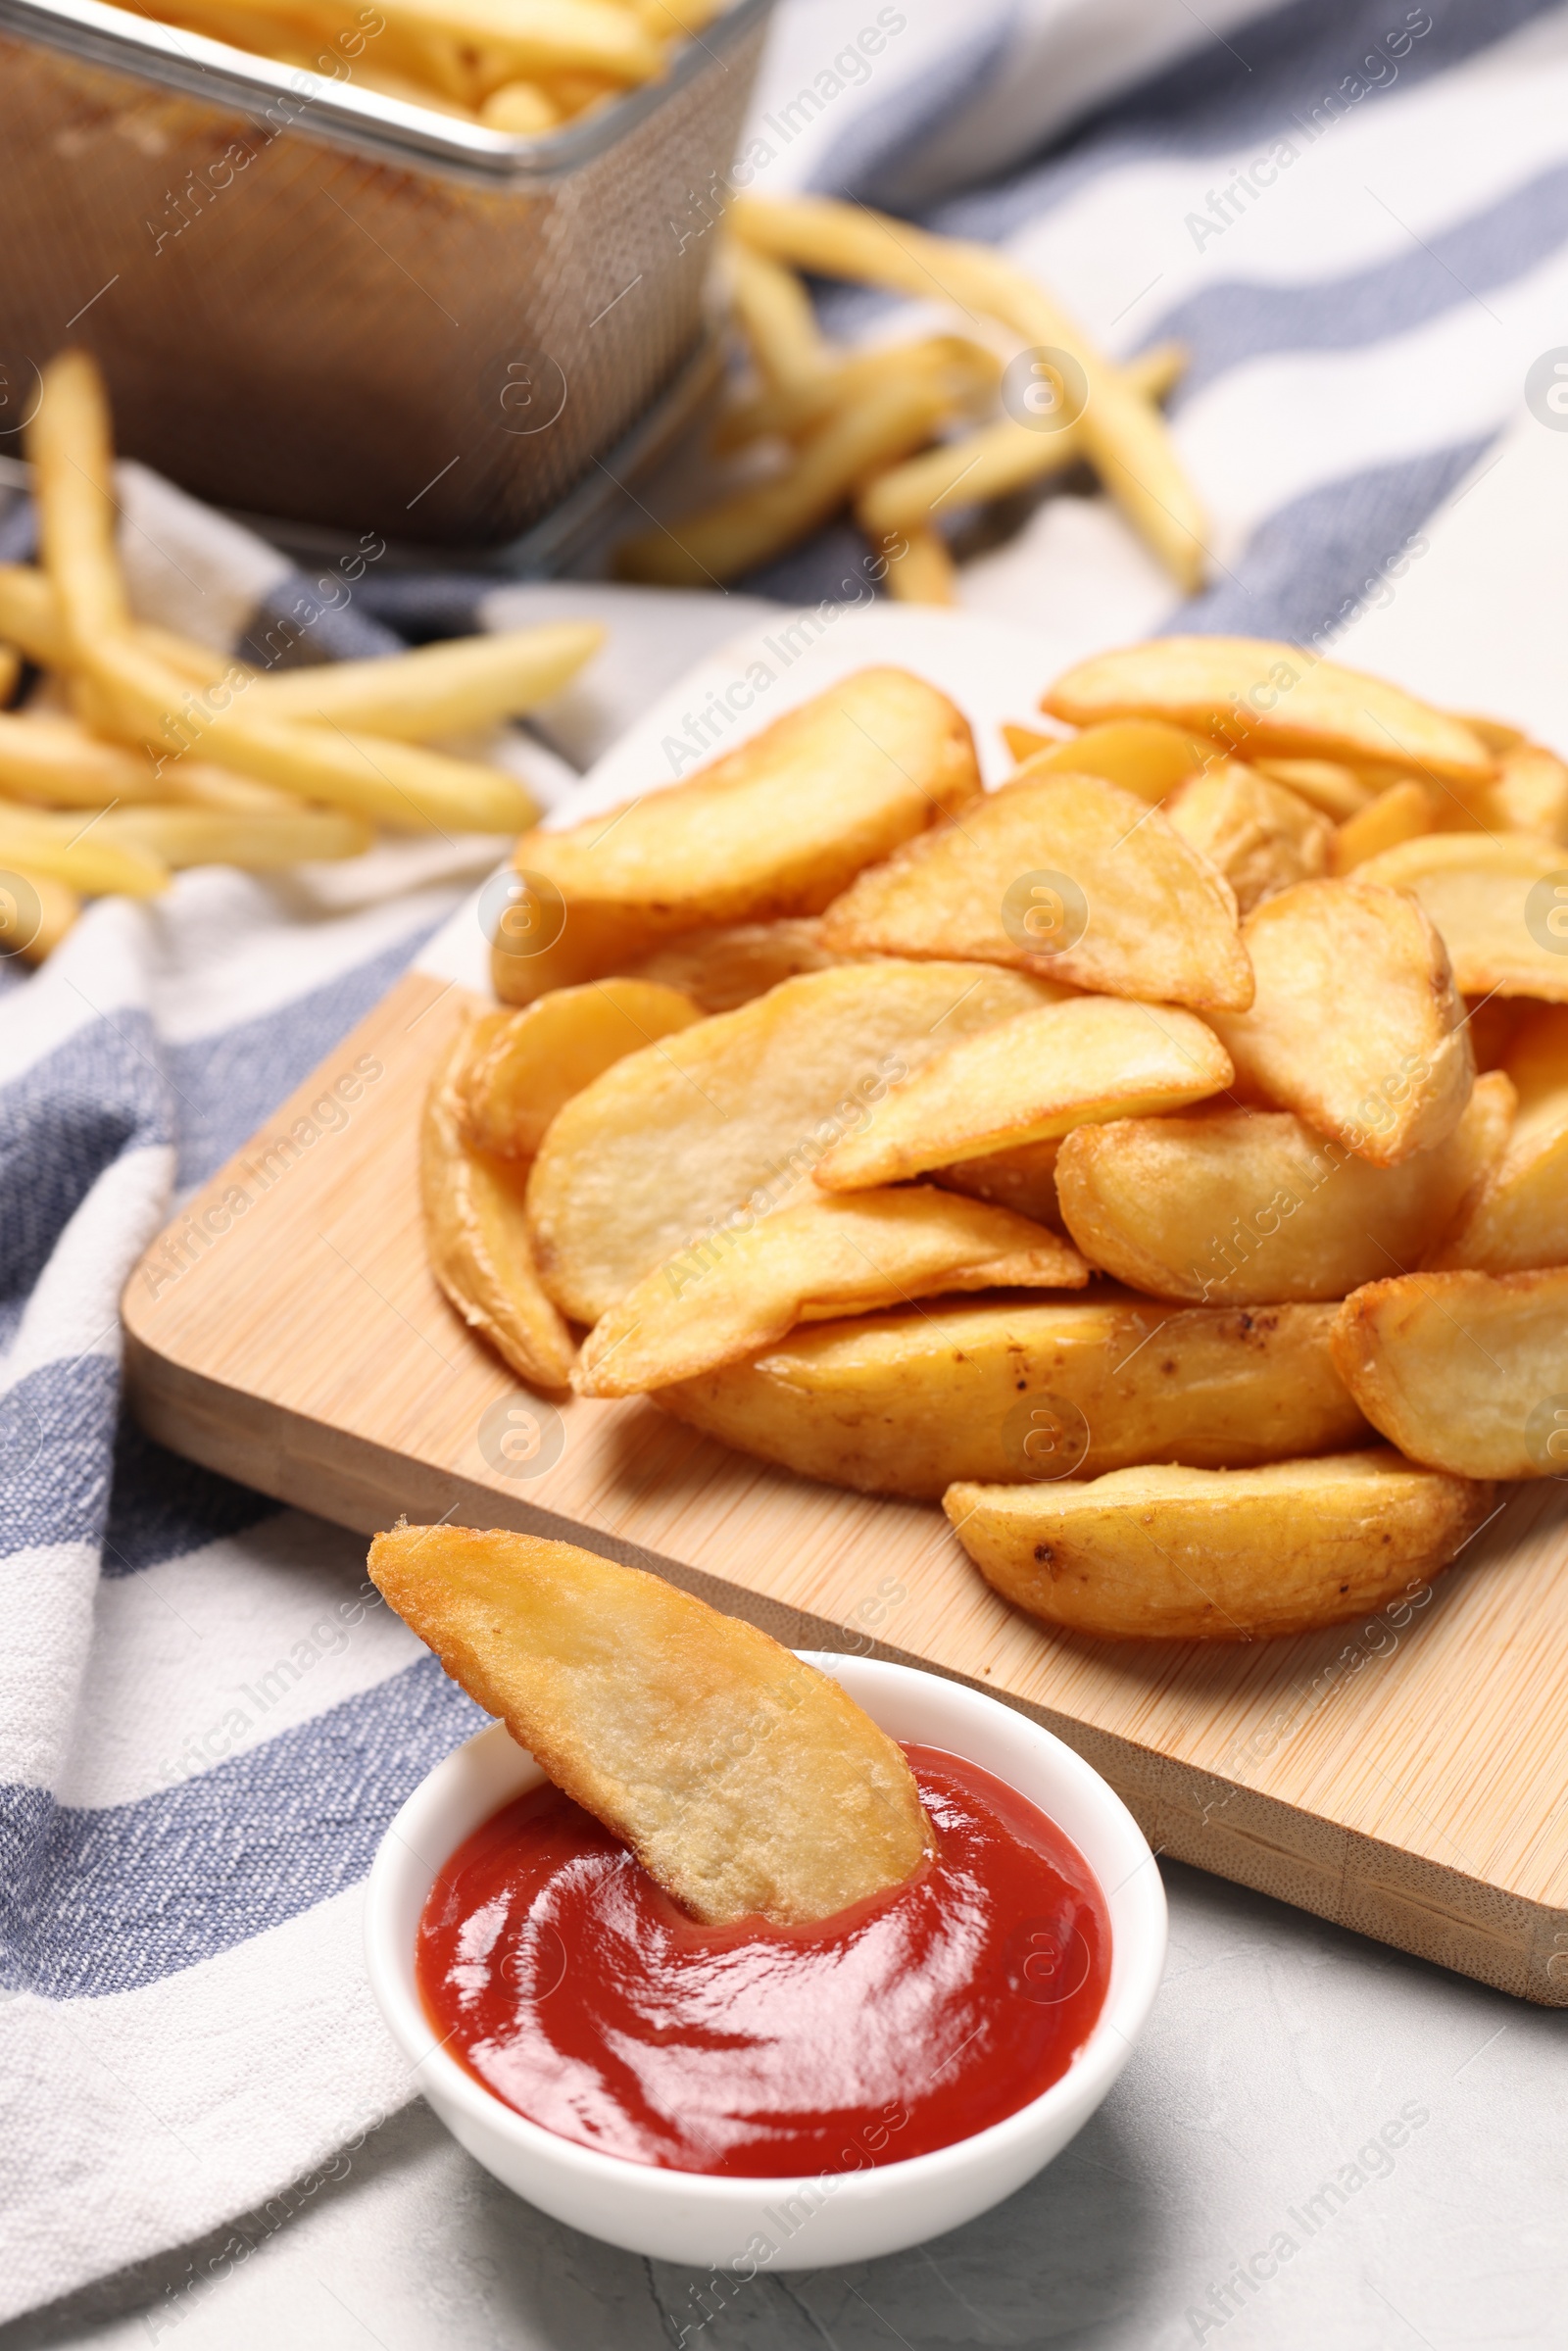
[1354,832,1568,1001]
[944,1450,1495,1642]
[812,997,1233,1191]
[1054,1072,1511,1304]
[1331,1266,1568,1478]
[1002,717,1216,801]
[619,917,850,1012]
[657,1295,1368,1499]
[1430,1009,1568,1273]
[932,1137,1064,1227]
[1044,638,1497,786]
[459,980,701,1160]
[1491,740,1568,843]
[421,1037,575,1390]
[818,764,1254,1013]
[1331,778,1437,872]
[1251,757,1374,822]
[492,668,980,1004]
[526,959,1063,1323]
[1164,761,1333,913]
[368,1525,931,1926]
[1207,880,1473,1164]
[574,1186,1087,1397]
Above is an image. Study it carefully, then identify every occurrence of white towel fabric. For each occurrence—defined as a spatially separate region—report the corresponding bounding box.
[6,0,1568,2322]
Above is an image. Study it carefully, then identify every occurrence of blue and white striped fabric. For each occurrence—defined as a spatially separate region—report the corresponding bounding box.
[5,0,1568,2319]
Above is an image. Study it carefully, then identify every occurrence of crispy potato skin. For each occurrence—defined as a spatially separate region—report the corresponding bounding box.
[1208,880,1474,1166]
[420,1044,575,1391]
[1356,833,1568,1002]
[1043,637,1496,785]
[462,980,701,1160]
[818,765,1255,1013]
[1432,1006,1568,1273]
[573,1187,1087,1398]
[493,668,980,1004]
[1331,1266,1568,1479]
[812,996,1233,1190]
[525,959,1062,1324]
[945,1450,1495,1641]
[1165,762,1333,913]
[368,1525,932,1926]
[656,1295,1368,1499]
[1054,1073,1513,1305]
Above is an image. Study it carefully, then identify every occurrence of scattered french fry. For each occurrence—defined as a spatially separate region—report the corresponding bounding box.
[0,803,166,897]
[247,621,604,738]
[714,335,1000,452]
[726,242,838,396]
[97,806,374,868]
[731,194,1208,591]
[856,340,1186,541]
[878,526,957,606]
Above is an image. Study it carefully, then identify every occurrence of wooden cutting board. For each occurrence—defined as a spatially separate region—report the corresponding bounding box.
[122,961,1568,2007]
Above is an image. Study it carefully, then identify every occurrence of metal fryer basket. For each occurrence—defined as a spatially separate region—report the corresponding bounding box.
[0,0,770,544]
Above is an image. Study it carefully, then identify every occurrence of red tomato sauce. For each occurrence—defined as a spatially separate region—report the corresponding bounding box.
[416,1743,1111,2177]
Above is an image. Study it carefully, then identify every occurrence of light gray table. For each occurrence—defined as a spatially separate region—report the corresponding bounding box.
[9,1859,1563,2351]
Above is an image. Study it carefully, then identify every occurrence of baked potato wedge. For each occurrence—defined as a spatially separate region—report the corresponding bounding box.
[368,1525,932,1926]
[945,1450,1495,1641]
[1331,1265,1568,1478]
[460,979,701,1160]
[1355,832,1568,1002]
[656,1294,1368,1498]
[1208,879,1473,1165]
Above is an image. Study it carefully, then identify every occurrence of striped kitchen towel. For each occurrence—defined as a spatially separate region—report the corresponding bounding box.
[7,0,1568,2321]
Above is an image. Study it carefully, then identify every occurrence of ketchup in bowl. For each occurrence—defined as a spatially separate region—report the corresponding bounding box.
[416,1743,1111,2177]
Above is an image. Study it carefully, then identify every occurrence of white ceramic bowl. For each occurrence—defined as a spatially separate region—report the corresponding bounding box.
[365,1653,1166,2270]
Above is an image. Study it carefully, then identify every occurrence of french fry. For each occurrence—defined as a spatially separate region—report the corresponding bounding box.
[573,1186,1088,1397]
[1332,778,1437,872]
[0,866,78,962]
[0,645,18,708]
[1354,832,1568,1001]
[726,243,838,396]
[246,622,605,739]
[730,194,1208,591]
[819,763,1255,1013]
[0,803,166,897]
[28,349,129,648]
[421,1036,576,1390]
[1330,1266,1568,1479]
[1207,880,1473,1165]
[1003,717,1215,801]
[168,0,664,94]
[459,978,702,1159]
[0,710,186,808]
[493,668,981,1003]
[855,341,1187,541]
[1054,1072,1513,1305]
[878,526,957,606]
[0,565,242,688]
[1430,1006,1568,1274]
[657,1295,1369,1498]
[478,78,560,130]
[525,959,1064,1322]
[616,369,969,586]
[945,1451,1495,1642]
[97,806,373,868]
[714,335,1000,452]
[813,997,1234,1191]
[1045,638,1497,787]
[367,1524,932,1926]
[1165,762,1333,914]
